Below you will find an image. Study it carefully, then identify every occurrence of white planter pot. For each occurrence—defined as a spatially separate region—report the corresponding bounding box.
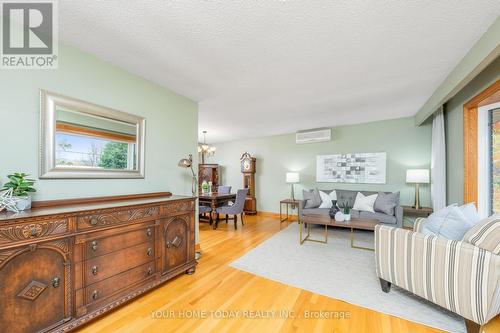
[344,213,351,221]
[15,195,32,211]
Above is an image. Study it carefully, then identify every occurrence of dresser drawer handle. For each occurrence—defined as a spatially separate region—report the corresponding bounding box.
[31,227,39,237]
[147,267,153,276]
[92,290,99,300]
[146,228,152,237]
[147,248,153,256]
[52,277,60,288]
[91,266,98,276]
[91,240,98,251]
[90,217,98,225]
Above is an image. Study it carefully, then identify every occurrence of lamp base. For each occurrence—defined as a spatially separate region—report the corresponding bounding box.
[413,183,421,210]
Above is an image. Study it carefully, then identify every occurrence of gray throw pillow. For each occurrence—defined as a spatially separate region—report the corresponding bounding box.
[303,189,321,208]
[374,191,399,216]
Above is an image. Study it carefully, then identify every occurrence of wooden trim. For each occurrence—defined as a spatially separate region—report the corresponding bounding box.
[32,192,172,209]
[463,79,500,205]
[56,123,136,143]
[195,244,201,252]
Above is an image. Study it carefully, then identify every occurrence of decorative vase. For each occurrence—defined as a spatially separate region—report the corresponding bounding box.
[15,195,32,211]
[334,211,345,222]
[344,213,351,221]
[329,200,339,219]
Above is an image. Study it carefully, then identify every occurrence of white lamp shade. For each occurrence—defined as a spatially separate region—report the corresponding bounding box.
[286,172,300,183]
[406,169,430,183]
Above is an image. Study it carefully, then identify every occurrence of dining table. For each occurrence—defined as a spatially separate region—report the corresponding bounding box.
[198,192,236,229]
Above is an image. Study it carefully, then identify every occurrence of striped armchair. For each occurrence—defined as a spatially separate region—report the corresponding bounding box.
[375,217,500,333]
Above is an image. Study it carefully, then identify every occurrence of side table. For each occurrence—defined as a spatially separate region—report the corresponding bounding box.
[402,206,433,229]
[280,199,300,222]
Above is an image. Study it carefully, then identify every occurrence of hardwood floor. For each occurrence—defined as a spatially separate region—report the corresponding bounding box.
[78,214,500,333]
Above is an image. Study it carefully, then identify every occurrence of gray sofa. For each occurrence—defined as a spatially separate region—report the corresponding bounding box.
[299,189,403,228]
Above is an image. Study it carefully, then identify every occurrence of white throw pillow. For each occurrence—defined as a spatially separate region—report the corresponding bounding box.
[318,190,337,208]
[422,205,476,240]
[352,192,378,213]
[459,203,481,224]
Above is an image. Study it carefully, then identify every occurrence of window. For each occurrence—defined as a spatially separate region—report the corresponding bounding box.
[478,103,500,217]
[491,108,500,214]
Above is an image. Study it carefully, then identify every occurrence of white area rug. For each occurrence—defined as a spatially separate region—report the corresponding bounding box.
[230,223,465,333]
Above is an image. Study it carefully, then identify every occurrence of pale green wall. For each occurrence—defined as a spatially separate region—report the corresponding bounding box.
[206,117,431,213]
[0,44,199,201]
[444,56,500,205]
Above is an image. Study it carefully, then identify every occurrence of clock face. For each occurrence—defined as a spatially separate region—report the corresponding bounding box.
[243,159,251,171]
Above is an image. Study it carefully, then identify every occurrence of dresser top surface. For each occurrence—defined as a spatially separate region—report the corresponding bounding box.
[0,194,194,222]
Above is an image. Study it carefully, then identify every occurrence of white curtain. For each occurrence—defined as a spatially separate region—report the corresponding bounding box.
[431,106,446,210]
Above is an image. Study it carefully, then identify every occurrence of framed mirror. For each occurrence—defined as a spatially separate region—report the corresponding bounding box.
[40,90,145,179]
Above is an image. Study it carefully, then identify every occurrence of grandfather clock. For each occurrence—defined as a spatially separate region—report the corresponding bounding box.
[240,152,257,215]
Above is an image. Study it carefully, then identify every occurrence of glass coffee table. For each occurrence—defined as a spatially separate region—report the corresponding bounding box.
[300,213,379,251]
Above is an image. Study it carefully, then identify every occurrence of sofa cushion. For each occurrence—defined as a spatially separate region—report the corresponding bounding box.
[301,208,331,217]
[463,214,500,254]
[336,190,358,208]
[303,189,321,209]
[318,190,337,208]
[421,205,476,240]
[374,191,399,216]
[352,192,378,212]
[359,211,397,224]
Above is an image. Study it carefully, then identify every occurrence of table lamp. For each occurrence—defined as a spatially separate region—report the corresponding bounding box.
[286,172,300,200]
[406,169,429,210]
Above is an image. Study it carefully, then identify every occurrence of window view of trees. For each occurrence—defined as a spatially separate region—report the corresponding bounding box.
[55,133,131,170]
[492,110,499,214]
[99,142,128,169]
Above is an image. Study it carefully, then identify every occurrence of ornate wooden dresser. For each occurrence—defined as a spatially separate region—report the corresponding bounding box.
[0,192,196,333]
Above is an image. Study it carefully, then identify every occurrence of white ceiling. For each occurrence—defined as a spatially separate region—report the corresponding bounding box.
[60,1,500,143]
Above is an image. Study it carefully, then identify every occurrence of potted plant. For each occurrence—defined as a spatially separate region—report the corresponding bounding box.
[337,201,351,221]
[1,173,36,211]
[343,205,351,221]
[201,181,209,194]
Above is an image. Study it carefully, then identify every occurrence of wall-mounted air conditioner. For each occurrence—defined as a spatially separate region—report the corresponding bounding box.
[295,128,331,144]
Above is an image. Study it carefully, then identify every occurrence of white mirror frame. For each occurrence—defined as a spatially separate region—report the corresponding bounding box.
[40,90,146,179]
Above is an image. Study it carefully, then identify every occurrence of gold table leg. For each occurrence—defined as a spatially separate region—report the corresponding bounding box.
[300,222,328,245]
[350,227,374,251]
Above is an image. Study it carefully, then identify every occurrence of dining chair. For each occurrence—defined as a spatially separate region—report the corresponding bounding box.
[199,205,213,224]
[215,188,248,230]
[218,186,231,194]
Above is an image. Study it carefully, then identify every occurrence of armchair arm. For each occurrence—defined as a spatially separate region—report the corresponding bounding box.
[298,200,307,214]
[394,205,403,228]
[413,217,427,232]
[375,225,500,325]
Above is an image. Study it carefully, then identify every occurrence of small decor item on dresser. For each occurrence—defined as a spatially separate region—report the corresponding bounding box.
[329,200,339,219]
[0,188,21,213]
[1,172,36,211]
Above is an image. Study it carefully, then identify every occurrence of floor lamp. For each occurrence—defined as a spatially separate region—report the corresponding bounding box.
[178,154,197,197]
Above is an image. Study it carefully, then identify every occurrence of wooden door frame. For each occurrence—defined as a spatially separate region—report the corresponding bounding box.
[463,79,500,205]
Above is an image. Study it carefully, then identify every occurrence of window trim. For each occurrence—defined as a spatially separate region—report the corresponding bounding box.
[463,80,500,206]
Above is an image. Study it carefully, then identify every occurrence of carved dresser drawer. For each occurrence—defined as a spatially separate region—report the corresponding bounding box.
[0,218,69,247]
[84,241,155,286]
[161,200,195,216]
[85,225,154,260]
[84,262,155,307]
[77,206,159,230]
